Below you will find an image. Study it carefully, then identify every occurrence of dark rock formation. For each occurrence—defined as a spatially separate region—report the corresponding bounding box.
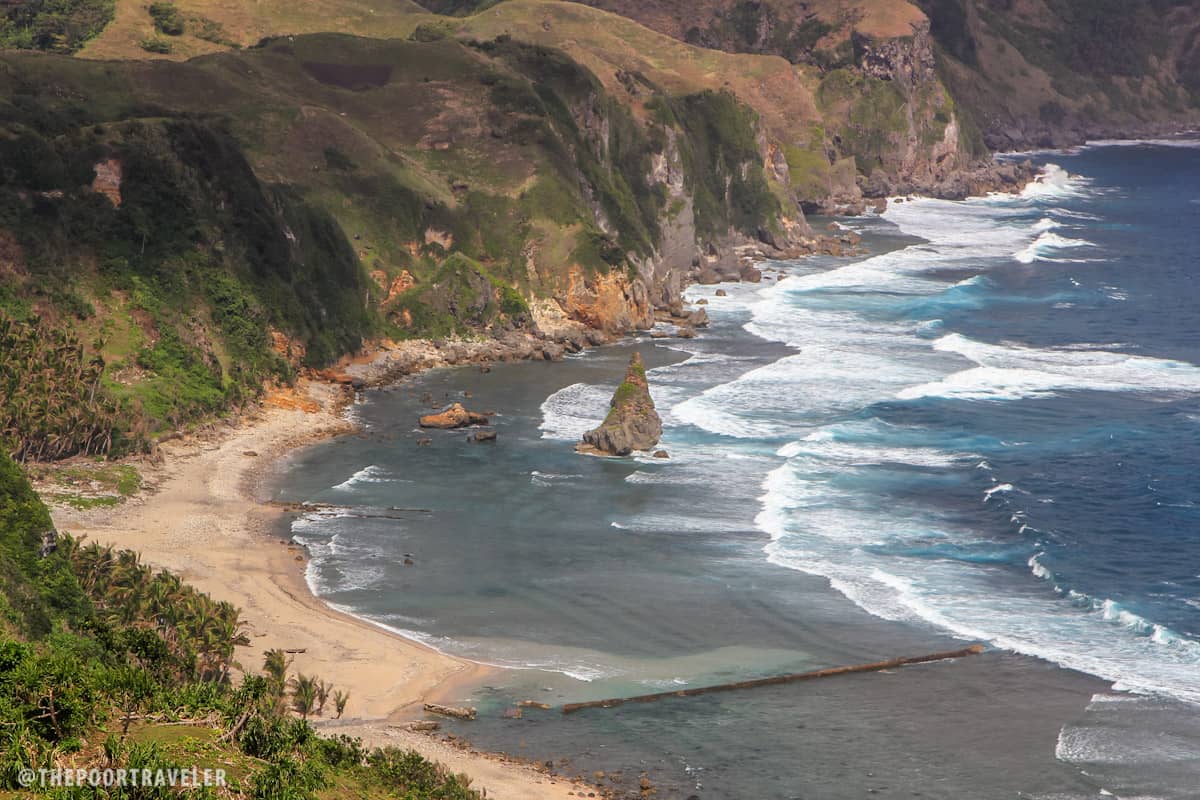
[578,353,662,456]
[419,403,490,429]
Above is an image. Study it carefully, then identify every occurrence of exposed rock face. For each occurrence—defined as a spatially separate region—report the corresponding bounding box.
[90,158,122,207]
[419,403,490,429]
[579,352,662,456]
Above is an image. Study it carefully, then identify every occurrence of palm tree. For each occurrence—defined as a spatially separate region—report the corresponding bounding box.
[315,679,330,715]
[263,649,291,687]
[332,690,349,719]
[290,674,317,720]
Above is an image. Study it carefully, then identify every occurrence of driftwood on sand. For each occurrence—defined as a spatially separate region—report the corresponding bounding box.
[561,644,986,715]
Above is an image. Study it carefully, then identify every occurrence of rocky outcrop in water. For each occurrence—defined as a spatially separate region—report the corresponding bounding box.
[578,353,662,457]
[419,403,490,429]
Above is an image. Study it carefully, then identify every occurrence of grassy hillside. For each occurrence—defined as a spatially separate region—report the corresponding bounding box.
[0,451,484,798]
[8,0,1189,455]
[0,65,377,455]
[570,0,926,61]
[913,0,1200,147]
[0,19,794,456]
[78,0,432,60]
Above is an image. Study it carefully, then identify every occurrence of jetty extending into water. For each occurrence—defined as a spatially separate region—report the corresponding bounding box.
[561,645,987,714]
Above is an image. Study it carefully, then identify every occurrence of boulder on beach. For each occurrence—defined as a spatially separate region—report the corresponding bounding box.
[419,403,490,429]
[577,352,662,456]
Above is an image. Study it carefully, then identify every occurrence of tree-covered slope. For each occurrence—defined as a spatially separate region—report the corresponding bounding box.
[0,451,488,798]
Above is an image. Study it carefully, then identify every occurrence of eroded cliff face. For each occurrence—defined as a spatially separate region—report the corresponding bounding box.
[814,18,992,206]
[567,0,1020,213]
[535,74,816,338]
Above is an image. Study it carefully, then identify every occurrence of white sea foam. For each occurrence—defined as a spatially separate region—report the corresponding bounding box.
[778,437,969,469]
[983,483,1015,502]
[1056,724,1200,765]
[897,333,1200,401]
[759,441,1200,704]
[538,382,613,440]
[1086,137,1200,149]
[321,607,622,681]
[1015,231,1096,264]
[530,470,584,487]
[1016,163,1093,201]
[333,464,400,491]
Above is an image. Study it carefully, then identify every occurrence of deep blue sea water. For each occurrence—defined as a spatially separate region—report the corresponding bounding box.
[276,142,1200,798]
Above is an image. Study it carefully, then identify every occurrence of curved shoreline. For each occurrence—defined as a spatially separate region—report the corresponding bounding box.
[47,378,582,800]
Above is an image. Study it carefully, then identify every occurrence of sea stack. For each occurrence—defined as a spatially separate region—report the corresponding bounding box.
[578,352,662,456]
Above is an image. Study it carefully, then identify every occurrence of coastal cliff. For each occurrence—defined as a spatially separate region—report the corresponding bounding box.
[579,352,663,456]
[0,0,1196,456]
[913,0,1200,150]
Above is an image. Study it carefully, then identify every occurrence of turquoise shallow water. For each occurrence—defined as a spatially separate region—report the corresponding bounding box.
[274,144,1200,799]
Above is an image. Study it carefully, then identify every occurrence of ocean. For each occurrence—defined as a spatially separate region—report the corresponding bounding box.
[273,141,1200,798]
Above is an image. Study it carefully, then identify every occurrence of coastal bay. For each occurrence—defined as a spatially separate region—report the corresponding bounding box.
[48,379,585,800]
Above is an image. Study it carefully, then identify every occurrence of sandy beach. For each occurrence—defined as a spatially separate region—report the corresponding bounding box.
[47,378,581,800]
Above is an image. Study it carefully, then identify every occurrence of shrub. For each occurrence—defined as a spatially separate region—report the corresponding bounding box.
[147,2,184,36]
[139,36,172,54]
[0,0,115,53]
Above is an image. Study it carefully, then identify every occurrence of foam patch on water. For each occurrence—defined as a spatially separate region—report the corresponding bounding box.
[1056,725,1200,765]
[1016,163,1095,201]
[1015,231,1096,264]
[759,449,1200,704]
[1086,137,1200,149]
[897,333,1200,401]
[778,436,970,469]
[530,470,584,487]
[539,382,613,440]
[333,464,402,491]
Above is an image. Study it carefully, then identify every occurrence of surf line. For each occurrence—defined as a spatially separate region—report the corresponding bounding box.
[561,644,986,714]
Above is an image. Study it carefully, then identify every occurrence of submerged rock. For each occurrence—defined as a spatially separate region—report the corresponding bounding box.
[419,402,490,429]
[578,352,662,456]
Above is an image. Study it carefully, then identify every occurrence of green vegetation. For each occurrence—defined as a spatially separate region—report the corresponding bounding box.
[45,492,122,510]
[0,316,132,462]
[683,0,834,65]
[0,28,796,454]
[186,14,235,47]
[649,90,778,238]
[916,0,978,66]
[0,0,114,53]
[419,0,507,15]
[147,2,184,36]
[392,252,528,338]
[783,144,832,202]
[817,69,908,174]
[0,451,484,798]
[0,68,376,442]
[925,0,1197,145]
